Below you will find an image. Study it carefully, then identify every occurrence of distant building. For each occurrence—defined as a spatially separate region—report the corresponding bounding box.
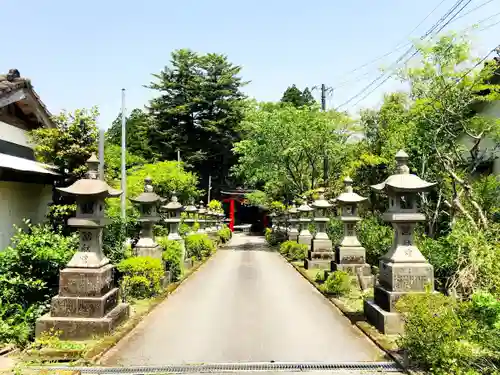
[0,69,57,249]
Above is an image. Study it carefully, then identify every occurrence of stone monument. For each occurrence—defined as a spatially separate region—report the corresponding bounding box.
[297,196,314,250]
[364,150,436,334]
[305,188,334,269]
[163,191,184,244]
[36,153,129,339]
[331,177,372,284]
[130,176,162,258]
[287,201,299,242]
[183,198,198,235]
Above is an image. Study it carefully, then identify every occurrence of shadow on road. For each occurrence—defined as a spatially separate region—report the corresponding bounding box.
[227,242,277,252]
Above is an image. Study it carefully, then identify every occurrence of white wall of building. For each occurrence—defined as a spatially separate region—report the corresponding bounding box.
[0,120,33,149]
[0,182,52,250]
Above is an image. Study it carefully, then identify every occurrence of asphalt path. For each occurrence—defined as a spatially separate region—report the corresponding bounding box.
[101,234,385,366]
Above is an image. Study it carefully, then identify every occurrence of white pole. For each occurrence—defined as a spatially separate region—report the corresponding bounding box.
[98,128,105,180]
[120,89,127,219]
[177,150,181,170]
[207,175,212,203]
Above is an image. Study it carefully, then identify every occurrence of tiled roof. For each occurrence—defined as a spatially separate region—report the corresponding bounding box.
[0,69,53,127]
[0,69,31,97]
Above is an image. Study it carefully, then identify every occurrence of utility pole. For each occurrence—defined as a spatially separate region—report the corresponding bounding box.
[177,150,181,170]
[321,84,329,187]
[120,89,127,220]
[98,127,105,180]
[207,175,212,203]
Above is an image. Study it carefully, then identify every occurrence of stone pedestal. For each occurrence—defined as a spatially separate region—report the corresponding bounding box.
[297,197,314,251]
[134,222,162,258]
[305,190,333,270]
[36,264,129,340]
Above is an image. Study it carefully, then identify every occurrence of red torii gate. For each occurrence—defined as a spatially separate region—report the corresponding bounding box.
[220,188,268,232]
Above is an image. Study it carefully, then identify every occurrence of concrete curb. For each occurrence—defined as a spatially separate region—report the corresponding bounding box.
[284,257,408,372]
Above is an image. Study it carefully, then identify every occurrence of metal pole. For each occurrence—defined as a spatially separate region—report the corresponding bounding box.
[98,127,105,180]
[177,150,181,170]
[207,175,212,203]
[120,88,127,219]
[321,84,329,187]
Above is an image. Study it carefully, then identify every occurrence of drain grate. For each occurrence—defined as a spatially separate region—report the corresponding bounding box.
[30,361,402,374]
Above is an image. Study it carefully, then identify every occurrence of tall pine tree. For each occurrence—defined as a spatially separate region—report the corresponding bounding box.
[147,49,247,195]
[281,85,316,107]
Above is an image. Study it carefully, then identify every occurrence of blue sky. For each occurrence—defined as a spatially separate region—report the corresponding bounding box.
[3,0,499,129]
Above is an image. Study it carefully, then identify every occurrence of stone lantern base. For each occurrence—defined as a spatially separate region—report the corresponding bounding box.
[287,229,299,242]
[364,261,434,334]
[36,264,129,340]
[328,245,373,285]
[134,237,162,259]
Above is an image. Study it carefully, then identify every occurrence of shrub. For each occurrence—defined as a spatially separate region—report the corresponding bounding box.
[116,256,164,299]
[322,271,351,296]
[396,292,498,373]
[158,237,183,282]
[279,241,307,261]
[102,213,139,264]
[314,270,324,283]
[265,228,285,246]
[0,221,78,346]
[217,226,232,244]
[357,216,393,266]
[185,234,215,260]
[326,218,344,245]
[0,221,78,304]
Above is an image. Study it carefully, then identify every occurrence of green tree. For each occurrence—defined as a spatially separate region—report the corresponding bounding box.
[147,49,247,195]
[29,107,99,230]
[106,108,154,161]
[232,101,353,199]
[104,143,147,183]
[280,85,316,107]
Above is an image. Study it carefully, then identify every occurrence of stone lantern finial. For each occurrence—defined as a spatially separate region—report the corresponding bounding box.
[344,176,353,193]
[395,150,409,174]
[144,176,153,192]
[86,153,99,180]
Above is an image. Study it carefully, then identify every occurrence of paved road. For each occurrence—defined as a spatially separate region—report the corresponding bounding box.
[102,234,386,366]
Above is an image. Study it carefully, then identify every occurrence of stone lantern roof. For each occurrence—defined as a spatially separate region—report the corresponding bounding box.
[129,177,161,204]
[197,201,207,215]
[311,188,332,209]
[286,201,298,214]
[371,150,436,193]
[57,153,121,197]
[162,191,183,211]
[336,176,367,203]
[184,198,198,213]
[297,196,314,212]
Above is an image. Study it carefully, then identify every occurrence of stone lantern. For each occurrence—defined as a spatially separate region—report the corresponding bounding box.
[331,177,371,283]
[297,196,314,250]
[162,191,184,242]
[305,188,333,269]
[183,198,198,236]
[36,153,129,340]
[364,150,436,334]
[287,201,299,242]
[129,177,162,258]
[268,212,277,231]
[197,201,207,233]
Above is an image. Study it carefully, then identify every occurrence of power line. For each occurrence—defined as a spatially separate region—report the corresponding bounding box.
[332,0,494,90]
[333,0,448,81]
[336,0,473,110]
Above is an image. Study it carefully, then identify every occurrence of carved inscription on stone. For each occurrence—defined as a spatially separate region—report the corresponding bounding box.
[341,255,365,264]
[393,275,430,291]
[82,231,92,242]
[346,223,355,236]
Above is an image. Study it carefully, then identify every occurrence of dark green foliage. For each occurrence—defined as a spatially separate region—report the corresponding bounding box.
[265,228,286,247]
[147,49,247,193]
[326,218,344,246]
[217,226,232,244]
[104,143,147,183]
[322,271,351,296]
[117,256,164,299]
[397,292,499,374]
[102,214,139,264]
[158,238,183,281]
[106,108,155,161]
[356,216,393,266]
[185,234,215,260]
[0,222,78,346]
[279,240,307,261]
[281,85,316,107]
